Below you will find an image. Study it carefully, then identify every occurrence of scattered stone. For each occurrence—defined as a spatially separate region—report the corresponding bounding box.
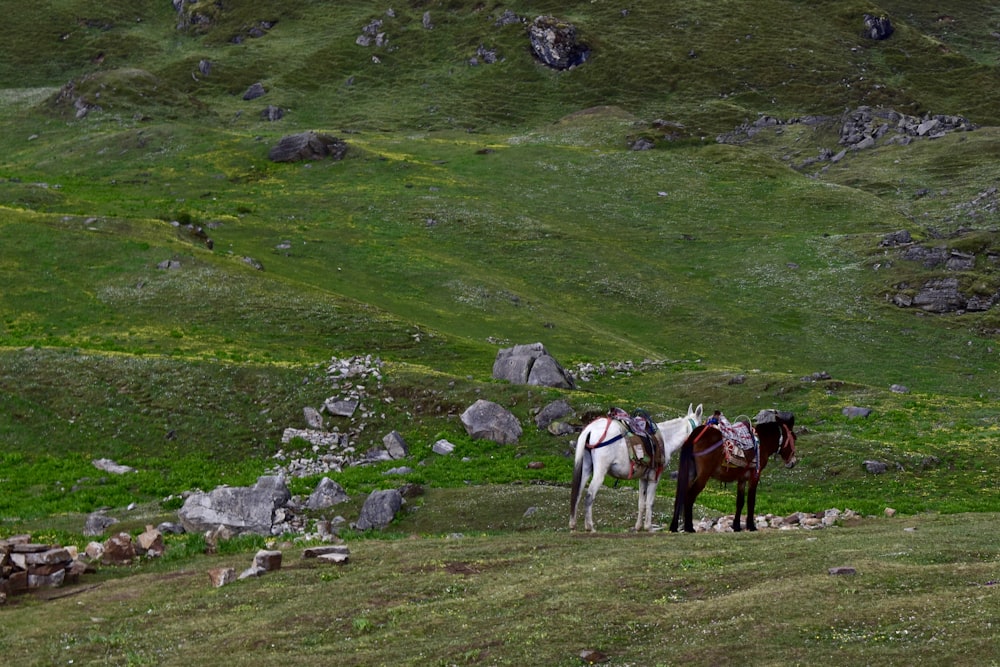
[382,430,409,459]
[208,567,236,588]
[136,526,165,558]
[305,476,350,510]
[432,439,456,455]
[843,406,872,418]
[84,511,118,536]
[884,507,897,517]
[461,399,522,445]
[829,566,858,575]
[101,532,137,565]
[535,399,575,429]
[92,458,135,475]
[864,460,889,474]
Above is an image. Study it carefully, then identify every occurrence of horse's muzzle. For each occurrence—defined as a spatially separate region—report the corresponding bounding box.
[784,456,798,469]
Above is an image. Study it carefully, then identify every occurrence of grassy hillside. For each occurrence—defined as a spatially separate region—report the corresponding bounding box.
[2,0,999,539]
[3,2,1000,664]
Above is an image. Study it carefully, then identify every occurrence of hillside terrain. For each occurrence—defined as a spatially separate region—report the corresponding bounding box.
[0,2,999,663]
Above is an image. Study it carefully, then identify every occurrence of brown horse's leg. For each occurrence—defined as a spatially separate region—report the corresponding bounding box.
[684,474,709,533]
[733,479,747,532]
[670,442,693,532]
[746,480,759,531]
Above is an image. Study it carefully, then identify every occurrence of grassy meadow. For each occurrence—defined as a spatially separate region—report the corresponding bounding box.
[1,1,999,664]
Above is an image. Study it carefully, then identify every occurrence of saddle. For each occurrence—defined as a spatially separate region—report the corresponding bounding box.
[716,416,760,470]
[609,407,665,471]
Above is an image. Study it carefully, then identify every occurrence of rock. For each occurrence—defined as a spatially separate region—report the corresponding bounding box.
[242,82,266,100]
[101,533,137,565]
[268,131,348,163]
[461,399,522,445]
[136,526,165,557]
[862,14,894,40]
[527,16,590,70]
[884,507,897,517]
[253,549,282,572]
[829,566,858,575]
[92,458,135,474]
[260,104,284,121]
[177,475,292,536]
[493,342,575,389]
[83,511,118,536]
[534,399,574,429]
[306,476,349,510]
[324,397,359,417]
[864,460,888,474]
[842,406,872,418]
[302,545,350,559]
[382,430,409,459]
[303,406,324,429]
[355,489,404,531]
[208,567,236,588]
[432,439,455,455]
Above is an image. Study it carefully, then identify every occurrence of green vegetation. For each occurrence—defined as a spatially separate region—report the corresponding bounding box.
[1,1,999,664]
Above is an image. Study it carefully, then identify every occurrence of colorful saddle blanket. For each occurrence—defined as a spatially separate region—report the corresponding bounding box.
[718,419,759,469]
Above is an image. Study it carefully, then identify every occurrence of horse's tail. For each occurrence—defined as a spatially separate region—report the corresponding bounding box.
[671,430,696,531]
[570,429,590,522]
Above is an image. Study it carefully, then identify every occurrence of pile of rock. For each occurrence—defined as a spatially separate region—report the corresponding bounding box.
[1,535,91,601]
[689,508,861,533]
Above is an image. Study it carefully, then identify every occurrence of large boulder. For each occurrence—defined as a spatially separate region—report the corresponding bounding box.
[177,475,291,536]
[492,342,575,389]
[355,489,404,531]
[527,16,590,70]
[268,131,349,163]
[461,399,522,445]
[862,13,894,40]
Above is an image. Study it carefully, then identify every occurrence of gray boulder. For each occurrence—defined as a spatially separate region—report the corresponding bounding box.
[355,489,404,531]
[535,399,575,429]
[305,477,349,510]
[527,16,590,70]
[493,342,575,389]
[382,430,410,459]
[461,399,522,445]
[177,475,291,536]
[862,14,894,40]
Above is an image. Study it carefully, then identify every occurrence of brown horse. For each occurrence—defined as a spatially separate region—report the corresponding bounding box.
[669,411,797,533]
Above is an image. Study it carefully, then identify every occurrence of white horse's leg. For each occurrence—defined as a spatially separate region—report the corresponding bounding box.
[570,445,592,531]
[584,465,607,532]
[643,479,659,531]
[634,479,647,532]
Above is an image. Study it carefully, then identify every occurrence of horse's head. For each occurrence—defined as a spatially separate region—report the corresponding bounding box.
[779,423,798,469]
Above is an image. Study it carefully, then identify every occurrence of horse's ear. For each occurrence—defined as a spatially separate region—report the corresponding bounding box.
[694,403,703,420]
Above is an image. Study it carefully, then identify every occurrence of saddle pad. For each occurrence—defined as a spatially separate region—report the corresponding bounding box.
[723,439,756,469]
[719,420,756,450]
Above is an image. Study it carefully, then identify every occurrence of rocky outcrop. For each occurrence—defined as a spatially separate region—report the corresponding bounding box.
[492,342,575,389]
[177,475,292,536]
[527,16,590,70]
[268,132,349,163]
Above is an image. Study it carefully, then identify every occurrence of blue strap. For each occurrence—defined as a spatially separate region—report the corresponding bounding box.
[586,432,624,450]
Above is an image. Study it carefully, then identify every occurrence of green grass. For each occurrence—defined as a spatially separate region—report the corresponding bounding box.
[2,2,1000,662]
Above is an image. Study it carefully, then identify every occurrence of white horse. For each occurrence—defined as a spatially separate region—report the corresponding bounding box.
[570,403,703,532]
